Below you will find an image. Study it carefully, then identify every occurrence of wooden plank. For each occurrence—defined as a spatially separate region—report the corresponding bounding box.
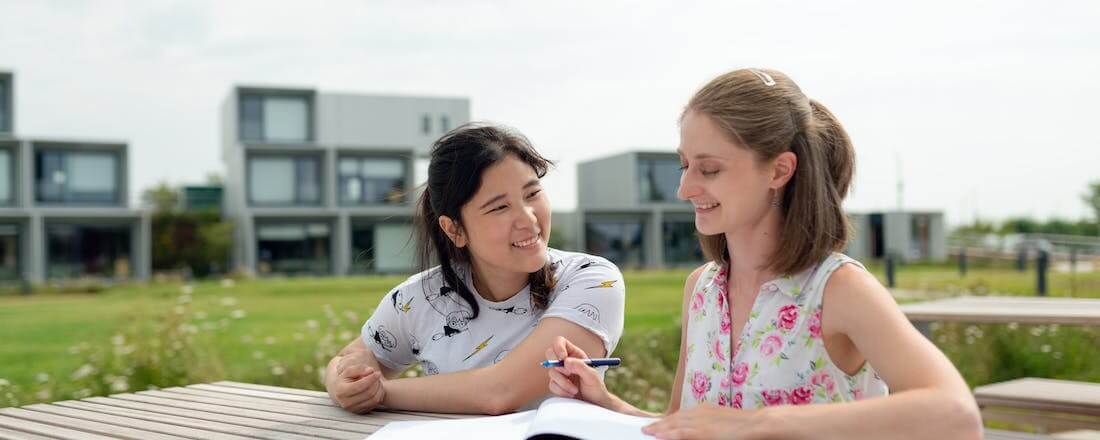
[985,430,1059,440]
[56,400,334,440]
[138,389,389,429]
[1053,431,1100,440]
[980,407,1100,433]
[76,397,363,440]
[189,384,335,406]
[975,378,1100,417]
[163,387,439,423]
[209,382,477,419]
[0,414,117,440]
[110,393,377,434]
[0,424,56,440]
[0,407,187,440]
[900,296,1100,325]
[22,404,252,440]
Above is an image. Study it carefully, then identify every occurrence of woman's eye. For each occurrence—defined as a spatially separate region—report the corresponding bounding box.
[701,168,719,176]
[526,190,542,199]
[491,204,508,212]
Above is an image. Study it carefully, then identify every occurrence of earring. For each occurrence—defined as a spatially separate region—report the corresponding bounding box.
[771,189,781,208]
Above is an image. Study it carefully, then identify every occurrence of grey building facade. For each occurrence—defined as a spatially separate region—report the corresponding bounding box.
[573,151,701,269]
[221,85,469,276]
[0,71,150,284]
[847,211,946,263]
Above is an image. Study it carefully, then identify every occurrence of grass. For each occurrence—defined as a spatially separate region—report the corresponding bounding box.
[1,261,1098,413]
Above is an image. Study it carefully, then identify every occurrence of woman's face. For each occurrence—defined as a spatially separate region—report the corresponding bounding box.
[458,154,551,275]
[677,110,776,236]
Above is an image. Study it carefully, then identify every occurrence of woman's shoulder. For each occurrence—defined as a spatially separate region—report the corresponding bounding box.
[547,248,622,275]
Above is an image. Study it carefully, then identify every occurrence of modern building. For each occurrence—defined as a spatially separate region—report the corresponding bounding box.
[221,85,469,276]
[179,185,224,212]
[0,71,150,283]
[847,211,946,263]
[0,71,150,284]
[572,151,701,269]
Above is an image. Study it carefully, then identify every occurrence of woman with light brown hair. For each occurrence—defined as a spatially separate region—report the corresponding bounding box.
[545,68,983,439]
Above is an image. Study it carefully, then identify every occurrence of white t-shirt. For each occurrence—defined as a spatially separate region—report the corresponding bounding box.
[361,249,625,377]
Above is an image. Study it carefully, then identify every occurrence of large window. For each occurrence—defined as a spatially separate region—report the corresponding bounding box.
[350,221,415,273]
[585,219,645,267]
[248,155,320,206]
[637,157,683,203]
[256,222,331,275]
[0,149,11,205]
[239,93,312,143]
[663,219,703,265]
[46,223,132,278]
[0,224,18,281]
[35,150,120,204]
[338,156,407,205]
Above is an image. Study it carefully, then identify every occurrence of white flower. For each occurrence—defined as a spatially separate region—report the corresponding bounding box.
[230,309,247,319]
[110,379,129,393]
[178,294,192,304]
[71,364,96,380]
[271,366,286,376]
[264,337,276,345]
[305,320,319,330]
[35,389,51,400]
[111,334,126,346]
[0,379,9,387]
[179,285,194,295]
[35,373,50,383]
[221,279,236,288]
[195,311,208,320]
[220,297,238,307]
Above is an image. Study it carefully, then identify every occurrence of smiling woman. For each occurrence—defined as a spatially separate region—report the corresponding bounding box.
[324,123,627,415]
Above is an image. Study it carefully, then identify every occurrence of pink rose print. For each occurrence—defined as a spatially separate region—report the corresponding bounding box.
[713,337,726,362]
[719,309,732,335]
[716,286,727,310]
[788,385,814,405]
[720,372,732,389]
[718,393,731,407]
[730,362,749,387]
[732,391,743,409]
[808,308,823,339]
[777,304,799,332]
[759,333,784,358]
[811,371,836,394]
[690,291,705,313]
[852,389,864,400]
[712,265,730,292]
[733,340,743,358]
[761,389,788,406]
[691,371,712,401]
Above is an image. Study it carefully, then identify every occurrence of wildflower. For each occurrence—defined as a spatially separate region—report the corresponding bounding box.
[180,285,194,295]
[231,309,246,319]
[71,364,96,380]
[35,373,49,383]
[220,297,237,307]
[221,279,235,288]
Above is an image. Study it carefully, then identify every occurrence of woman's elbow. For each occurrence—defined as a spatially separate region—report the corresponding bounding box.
[945,392,984,440]
[480,380,535,415]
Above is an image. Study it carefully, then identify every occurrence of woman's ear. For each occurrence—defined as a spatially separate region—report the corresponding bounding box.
[771,151,797,189]
[438,215,467,248]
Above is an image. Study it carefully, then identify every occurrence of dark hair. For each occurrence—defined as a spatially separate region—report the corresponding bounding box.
[416,123,557,319]
[685,68,855,275]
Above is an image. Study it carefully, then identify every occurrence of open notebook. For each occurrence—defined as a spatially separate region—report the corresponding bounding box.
[367,397,658,439]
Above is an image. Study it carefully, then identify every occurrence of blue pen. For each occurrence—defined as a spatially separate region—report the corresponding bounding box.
[541,357,621,368]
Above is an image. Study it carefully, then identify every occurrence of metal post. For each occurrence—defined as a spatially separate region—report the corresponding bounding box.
[1036,249,1048,297]
[885,254,896,288]
[1016,248,1027,272]
[959,246,968,277]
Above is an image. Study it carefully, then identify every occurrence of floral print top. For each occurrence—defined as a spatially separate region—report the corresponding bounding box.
[679,253,888,410]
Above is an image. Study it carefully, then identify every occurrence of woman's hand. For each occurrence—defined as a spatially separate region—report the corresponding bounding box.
[642,403,772,440]
[545,336,615,410]
[327,350,387,413]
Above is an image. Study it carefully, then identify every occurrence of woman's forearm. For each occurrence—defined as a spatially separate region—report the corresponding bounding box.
[761,389,982,440]
[606,393,661,418]
[382,366,522,415]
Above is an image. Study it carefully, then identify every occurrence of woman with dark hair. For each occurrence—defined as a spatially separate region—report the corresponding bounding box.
[325,123,625,415]
[545,69,983,439]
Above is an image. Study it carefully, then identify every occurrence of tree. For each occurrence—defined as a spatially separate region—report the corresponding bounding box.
[142,182,179,213]
[1083,180,1100,224]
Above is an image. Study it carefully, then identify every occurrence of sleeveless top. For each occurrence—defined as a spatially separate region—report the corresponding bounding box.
[680,253,888,410]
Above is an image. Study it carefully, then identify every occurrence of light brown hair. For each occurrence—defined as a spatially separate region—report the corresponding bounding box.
[686,68,855,275]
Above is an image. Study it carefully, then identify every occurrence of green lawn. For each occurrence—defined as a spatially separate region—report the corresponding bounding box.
[1,263,1098,411]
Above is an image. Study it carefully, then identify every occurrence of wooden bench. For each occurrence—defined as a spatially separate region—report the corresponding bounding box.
[975,378,1100,433]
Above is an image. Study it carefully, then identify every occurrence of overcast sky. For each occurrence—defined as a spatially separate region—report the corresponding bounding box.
[2,0,1098,225]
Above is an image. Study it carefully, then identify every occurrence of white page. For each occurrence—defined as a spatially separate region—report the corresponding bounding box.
[367,410,536,440]
[525,397,658,440]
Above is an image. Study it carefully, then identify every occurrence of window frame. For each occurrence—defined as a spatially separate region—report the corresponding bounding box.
[246,153,323,207]
[237,90,315,144]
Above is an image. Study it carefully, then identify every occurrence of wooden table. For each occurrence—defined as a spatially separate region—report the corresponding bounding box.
[0,381,1057,439]
[900,295,1100,337]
